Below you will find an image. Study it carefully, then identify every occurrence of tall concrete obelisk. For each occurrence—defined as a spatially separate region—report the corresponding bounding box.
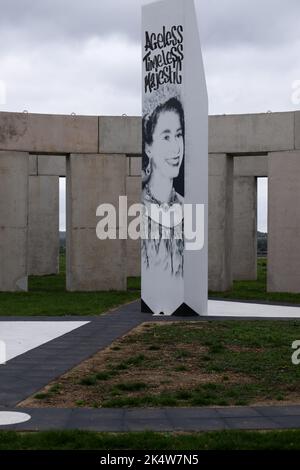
[141,0,208,316]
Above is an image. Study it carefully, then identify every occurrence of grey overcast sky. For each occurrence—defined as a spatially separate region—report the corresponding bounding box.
[1,0,300,231]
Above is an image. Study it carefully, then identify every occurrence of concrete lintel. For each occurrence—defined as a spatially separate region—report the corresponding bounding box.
[234,155,268,177]
[99,116,141,154]
[209,112,295,154]
[0,112,98,154]
[38,155,66,176]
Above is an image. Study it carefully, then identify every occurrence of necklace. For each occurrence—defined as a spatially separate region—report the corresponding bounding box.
[144,184,177,212]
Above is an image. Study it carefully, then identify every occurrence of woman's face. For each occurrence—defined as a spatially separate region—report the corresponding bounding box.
[146,110,184,180]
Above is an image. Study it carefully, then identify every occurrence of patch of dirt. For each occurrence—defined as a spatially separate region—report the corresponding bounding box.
[18,321,297,409]
[18,321,254,409]
[226,345,265,353]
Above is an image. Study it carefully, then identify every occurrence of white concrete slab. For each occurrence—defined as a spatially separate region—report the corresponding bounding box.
[208,300,300,318]
[0,321,89,362]
[0,412,31,426]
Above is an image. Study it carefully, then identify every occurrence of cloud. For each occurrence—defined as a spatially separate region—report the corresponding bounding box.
[1,0,300,49]
[0,34,141,115]
[0,0,299,117]
[197,0,300,49]
[0,0,142,43]
[204,40,300,114]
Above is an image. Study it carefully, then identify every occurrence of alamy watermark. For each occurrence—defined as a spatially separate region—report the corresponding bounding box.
[291,340,300,365]
[0,80,6,105]
[96,197,205,251]
[0,340,6,365]
[291,80,300,105]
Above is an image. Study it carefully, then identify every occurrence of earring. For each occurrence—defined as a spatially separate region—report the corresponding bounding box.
[146,159,152,176]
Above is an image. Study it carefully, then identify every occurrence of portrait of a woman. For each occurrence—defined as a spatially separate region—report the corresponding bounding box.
[141,95,185,282]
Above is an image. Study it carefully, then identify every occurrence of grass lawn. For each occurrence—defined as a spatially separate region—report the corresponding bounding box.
[1,429,300,450]
[1,257,300,317]
[20,319,300,408]
[0,254,139,316]
[210,258,300,304]
[116,259,300,305]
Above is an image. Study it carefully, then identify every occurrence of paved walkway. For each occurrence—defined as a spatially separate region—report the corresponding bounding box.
[0,302,146,407]
[1,299,300,431]
[1,405,300,431]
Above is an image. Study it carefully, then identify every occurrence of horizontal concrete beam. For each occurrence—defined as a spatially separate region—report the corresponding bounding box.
[209,112,295,154]
[0,111,296,156]
[99,116,141,154]
[234,155,268,177]
[0,112,98,153]
[38,155,66,176]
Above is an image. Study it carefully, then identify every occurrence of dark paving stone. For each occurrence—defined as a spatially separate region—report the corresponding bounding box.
[124,419,175,432]
[125,408,169,420]
[254,405,300,417]
[65,409,127,432]
[165,407,219,420]
[215,407,261,418]
[170,418,228,431]
[224,417,280,430]
[270,416,300,428]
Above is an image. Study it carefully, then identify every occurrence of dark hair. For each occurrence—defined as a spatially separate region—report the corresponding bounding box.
[143,97,185,150]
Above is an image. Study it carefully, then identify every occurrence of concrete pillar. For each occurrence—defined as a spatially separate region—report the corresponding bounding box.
[126,156,141,278]
[233,176,257,280]
[67,154,127,291]
[0,151,28,291]
[208,154,234,291]
[28,175,59,275]
[268,151,300,292]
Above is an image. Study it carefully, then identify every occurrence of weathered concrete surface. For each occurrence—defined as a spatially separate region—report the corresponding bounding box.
[29,155,37,175]
[0,110,295,156]
[295,112,300,150]
[234,155,268,177]
[126,176,141,277]
[208,154,233,291]
[268,151,300,292]
[126,156,130,176]
[99,117,141,154]
[38,155,66,176]
[129,156,142,176]
[233,176,257,281]
[0,151,28,291]
[0,112,98,154]
[66,154,127,291]
[28,176,59,275]
[209,112,295,154]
